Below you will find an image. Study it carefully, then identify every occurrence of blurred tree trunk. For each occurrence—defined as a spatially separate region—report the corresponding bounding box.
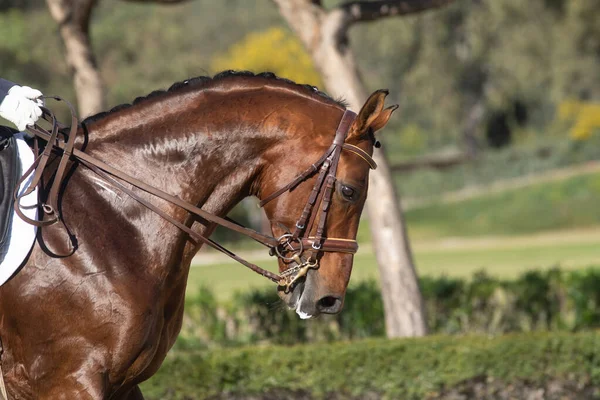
[274,0,455,337]
[46,0,191,116]
[46,0,105,117]
[463,99,484,158]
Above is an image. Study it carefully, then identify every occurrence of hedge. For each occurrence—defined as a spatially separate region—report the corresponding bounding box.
[177,268,600,348]
[141,331,600,400]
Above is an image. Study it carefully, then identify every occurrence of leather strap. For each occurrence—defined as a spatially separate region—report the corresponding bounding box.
[292,237,359,254]
[310,131,344,260]
[263,110,363,269]
[26,125,280,249]
[46,98,79,221]
[86,162,281,283]
[258,149,332,208]
[342,143,377,169]
[291,155,332,239]
[17,101,373,287]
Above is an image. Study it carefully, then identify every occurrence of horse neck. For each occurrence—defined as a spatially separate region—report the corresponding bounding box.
[78,90,280,263]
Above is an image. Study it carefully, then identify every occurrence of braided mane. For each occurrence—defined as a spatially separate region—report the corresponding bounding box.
[82,70,347,125]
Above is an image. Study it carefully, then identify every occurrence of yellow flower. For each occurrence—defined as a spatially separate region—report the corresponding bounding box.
[211,27,322,87]
[558,100,600,141]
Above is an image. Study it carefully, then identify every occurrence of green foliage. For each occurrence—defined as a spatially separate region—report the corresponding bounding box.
[178,267,600,348]
[179,286,227,349]
[0,1,280,118]
[141,332,600,399]
[395,136,600,199]
[337,280,385,338]
[180,280,385,348]
[353,0,600,154]
[395,123,428,156]
[231,287,322,345]
[90,0,280,109]
[0,0,43,11]
[4,0,599,155]
[0,9,70,96]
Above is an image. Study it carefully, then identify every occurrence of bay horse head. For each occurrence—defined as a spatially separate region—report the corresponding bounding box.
[0,71,396,398]
[258,89,397,319]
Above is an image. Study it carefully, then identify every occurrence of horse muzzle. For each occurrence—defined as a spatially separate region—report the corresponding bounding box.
[281,267,344,319]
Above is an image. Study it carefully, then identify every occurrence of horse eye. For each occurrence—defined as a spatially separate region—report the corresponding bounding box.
[340,185,356,200]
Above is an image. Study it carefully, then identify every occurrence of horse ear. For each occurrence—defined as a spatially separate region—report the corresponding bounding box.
[369,105,399,133]
[349,89,396,140]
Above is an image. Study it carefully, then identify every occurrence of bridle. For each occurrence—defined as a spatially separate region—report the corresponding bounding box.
[18,100,377,291]
[257,109,376,290]
[16,98,376,292]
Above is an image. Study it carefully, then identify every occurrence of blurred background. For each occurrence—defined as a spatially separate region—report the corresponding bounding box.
[2,0,600,398]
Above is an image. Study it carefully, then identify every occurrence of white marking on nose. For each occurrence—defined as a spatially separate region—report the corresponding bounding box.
[296,309,313,320]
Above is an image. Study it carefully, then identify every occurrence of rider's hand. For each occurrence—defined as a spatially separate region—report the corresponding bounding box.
[0,85,44,131]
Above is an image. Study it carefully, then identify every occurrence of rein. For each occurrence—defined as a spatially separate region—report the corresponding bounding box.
[16,97,376,292]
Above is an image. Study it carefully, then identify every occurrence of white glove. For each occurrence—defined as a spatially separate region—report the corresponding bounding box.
[0,85,44,131]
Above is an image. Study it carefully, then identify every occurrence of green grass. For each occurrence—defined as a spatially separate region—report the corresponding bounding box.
[187,229,600,300]
[401,170,600,240]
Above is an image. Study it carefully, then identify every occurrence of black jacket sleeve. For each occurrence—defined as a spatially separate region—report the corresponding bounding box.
[0,79,17,104]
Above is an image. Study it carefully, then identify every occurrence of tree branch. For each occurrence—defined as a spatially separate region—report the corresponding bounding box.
[339,0,456,24]
[271,0,325,51]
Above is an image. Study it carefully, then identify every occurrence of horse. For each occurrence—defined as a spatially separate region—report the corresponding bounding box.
[0,71,396,399]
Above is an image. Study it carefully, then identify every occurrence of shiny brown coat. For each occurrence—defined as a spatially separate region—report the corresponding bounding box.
[0,72,394,399]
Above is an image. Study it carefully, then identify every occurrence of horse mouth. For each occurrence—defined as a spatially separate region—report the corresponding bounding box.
[285,279,314,319]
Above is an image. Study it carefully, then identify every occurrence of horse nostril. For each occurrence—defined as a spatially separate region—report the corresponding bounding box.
[320,296,337,308]
[317,295,343,314]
